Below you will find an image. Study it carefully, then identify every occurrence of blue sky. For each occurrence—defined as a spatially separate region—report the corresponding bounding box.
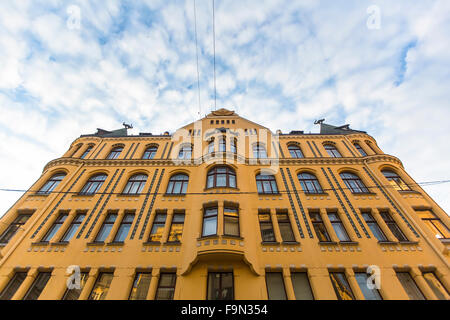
[0,0,449,216]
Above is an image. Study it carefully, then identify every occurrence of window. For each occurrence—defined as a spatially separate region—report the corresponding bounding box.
[178,144,192,160]
[291,273,314,300]
[0,272,27,300]
[340,172,369,194]
[219,137,226,152]
[0,214,32,245]
[166,174,189,195]
[324,144,342,158]
[208,272,234,300]
[266,272,287,300]
[415,209,449,240]
[366,142,378,154]
[61,213,86,242]
[206,166,236,189]
[37,173,66,195]
[224,207,239,237]
[379,211,408,242]
[353,143,367,156]
[149,213,167,242]
[309,212,331,242]
[256,174,278,194]
[422,272,449,300]
[202,207,218,237]
[396,272,425,300]
[361,211,387,241]
[62,272,89,300]
[168,213,185,242]
[88,273,114,300]
[42,213,68,243]
[123,174,147,195]
[276,211,295,242]
[329,272,355,300]
[382,170,410,191]
[23,272,52,300]
[79,174,107,195]
[253,144,267,159]
[288,144,304,158]
[327,212,350,242]
[113,213,134,243]
[94,213,117,243]
[298,172,323,194]
[208,139,215,153]
[258,211,275,242]
[230,138,237,154]
[142,146,157,160]
[155,273,176,300]
[107,146,123,160]
[354,273,382,300]
[129,273,152,300]
[80,146,93,159]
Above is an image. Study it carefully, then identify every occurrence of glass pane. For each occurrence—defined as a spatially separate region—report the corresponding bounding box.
[368,223,387,241]
[355,273,382,300]
[0,272,27,300]
[89,273,113,300]
[129,273,152,300]
[216,174,226,187]
[388,223,408,242]
[260,224,275,242]
[203,217,217,236]
[332,223,350,241]
[291,273,314,300]
[224,216,239,236]
[168,224,184,242]
[229,175,236,188]
[149,224,165,242]
[95,224,113,242]
[155,287,175,300]
[207,175,214,188]
[173,181,182,194]
[114,224,131,242]
[330,273,354,300]
[396,272,425,300]
[23,272,52,300]
[279,223,295,242]
[42,224,62,242]
[314,224,330,242]
[266,273,287,300]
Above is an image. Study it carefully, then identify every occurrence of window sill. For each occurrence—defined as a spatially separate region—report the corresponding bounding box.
[339,241,359,245]
[32,193,50,197]
[351,192,377,196]
[163,241,182,245]
[258,193,282,196]
[377,241,398,245]
[106,242,125,246]
[398,190,421,194]
[261,241,281,245]
[116,194,142,197]
[398,241,419,245]
[197,235,219,241]
[31,242,50,246]
[143,241,161,245]
[304,193,329,196]
[72,194,96,198]
[204,187,240,192]
[318,241,338,245]
[51,242,69,246]
[163,193,187,197]
[86,241,105,246]
[222,235,244,240]
[282,241,300,245]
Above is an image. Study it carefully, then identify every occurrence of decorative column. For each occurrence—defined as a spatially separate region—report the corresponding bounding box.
[410,267,438,300]
[282,267,296,300]
[107,268,135,300]
[146,267,160,300]
[270,209,282,243]
[39,267,67,300]
[320,209,339,243]
[345,269,365,300]
[308,267,336,300]
[78,268,98,300]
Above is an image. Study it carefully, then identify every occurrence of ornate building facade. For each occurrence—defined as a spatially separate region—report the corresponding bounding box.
[0,108,449,300]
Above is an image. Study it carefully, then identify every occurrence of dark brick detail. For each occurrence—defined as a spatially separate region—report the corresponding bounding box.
[165,142,174,160]
[31,169,86,239]
[306,141,317,157]
[130,169,159,240]
[286,168,314,238]
[123,143,135,160]
[93,143,106,160]
[311,141,323,157]
[129,143,140,159]
[160,142,168,159]
[342,140,356,157]
[139,169,165,240]
[362,167,420,238]
[279,168,305,238]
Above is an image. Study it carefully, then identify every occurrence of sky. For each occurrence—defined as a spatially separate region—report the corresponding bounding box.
[0,0,449,217]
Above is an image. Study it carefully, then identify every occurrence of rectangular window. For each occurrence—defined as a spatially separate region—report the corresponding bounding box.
[329,272,355,300]
[396,272,425,300]
[94,213,117,243]
[265,272,287,300]
[354,272,382,300]
[88,272,114,300]
[207,272,234,300]
[62,272,89,300]
[155,273,176,300]
[291,272,314,300]
[258,211,275,242]
[223,207,239,237]
[327,212,350,242]
[23,272,52,300]
[415,209,449,240]
[149,213,167,242]
[361,211,387,241]
[61,213,86,242]
[42,213,68,242]
[422,272,449,300]
[379,211,408,242]
[0,272,27,300]
[202,207,218,237]
[113,213,134,243]
[0,214,32,245]
[309,211,331,242]
[168,212,185,242]
[276,211,295,242]
[129,273,152,300]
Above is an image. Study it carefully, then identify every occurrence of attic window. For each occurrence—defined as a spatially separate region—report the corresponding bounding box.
[232,120,235,124]
[210,120,214,124]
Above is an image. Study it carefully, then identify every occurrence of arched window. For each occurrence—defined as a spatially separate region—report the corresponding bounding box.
[256,174,279,194]
[107,146,123,160]
[253,144,267,159]
[178,144,192,160]
[37,173,66,195]
[382,170,410,191]
[298,172,323,194]
[206,166,236,189]
[288,144,304,158]
[142,146,158,160]
[340,172,369,194]
[123,174,148,195]
[324,144,342,158]
[353,143,367,157]
[166,174,189,195]
[80,145,94,159]
[80,174,107,195]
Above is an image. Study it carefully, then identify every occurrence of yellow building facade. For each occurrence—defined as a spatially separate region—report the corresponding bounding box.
[0,108,449,300]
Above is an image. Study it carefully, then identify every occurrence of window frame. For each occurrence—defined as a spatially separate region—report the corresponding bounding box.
[379,211,408,242]
[324,144,342,158]
[94,213,118,243]
[122,174,148,195]
[113,213,135,243]
[340,172,369,194]
[329,272,355,300]
[155,273,177,300]
[288,144,304,158]
[298,172,323,194]
[252,144,267,159]
[290,272,314,300]
[80,145,94,159]
[415,209,450,240]
[148,213,167,243]
[382,170,410,191]
[258,211,276,242]
[167,212,185,243]
[0,272,28,300]
[396,272,426,300]
[128,272,152,300]
[88,272,114,300]
[223,207,240,237]
[206,166,237,189]
[256,174,279,194]
[207,272,235,300]
[166,174,189,195]
[353,143,367,157]
[265,272,287,300]
[23,272,52,300]
[361,211,388,242]
[36,173,66,195]
[61,271,89,300]
[0,214,32,245]
[106,146,123,160]
[142,146,158,160]
[79,174,108,195]
[309,211,332,242]
[327,212,351,242]
[41,213,68,243]
[178,144,192,160]
[276,211,295,242]
[60,213,86,242]
[202,207,218,237]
